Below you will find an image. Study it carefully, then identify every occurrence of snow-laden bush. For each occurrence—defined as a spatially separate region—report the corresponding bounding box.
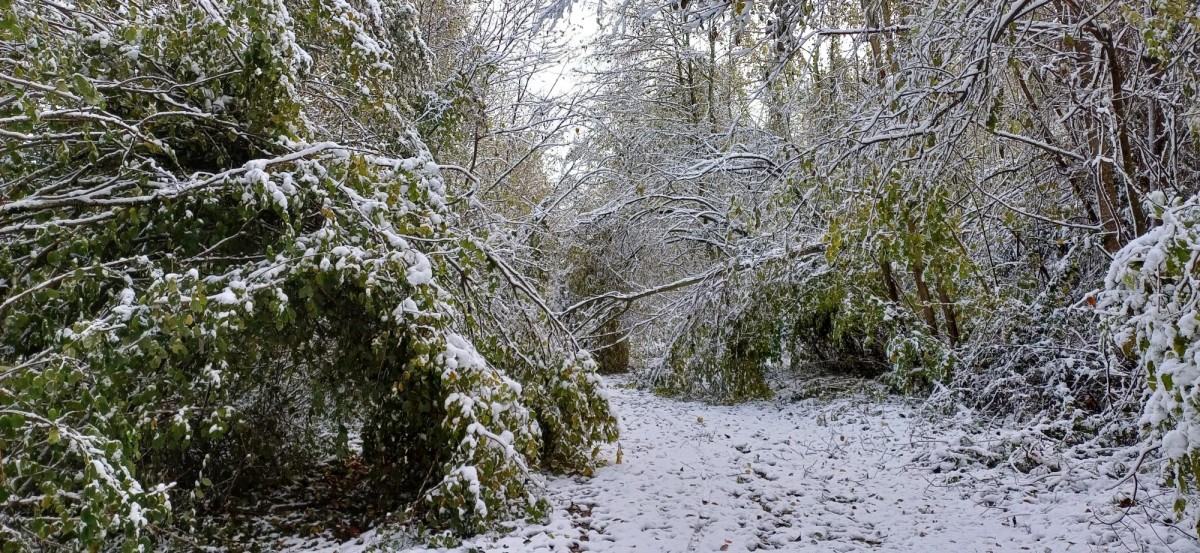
[653,277,781,403]
[1101,193,1200,529]
[0,0,616,549]
[884,331,955,391]
[950,232,1139,439]
[781,268,953,394]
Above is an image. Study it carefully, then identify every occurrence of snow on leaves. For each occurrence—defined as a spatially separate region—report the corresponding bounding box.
[0,0,616,550]
[1103,194,1200,527]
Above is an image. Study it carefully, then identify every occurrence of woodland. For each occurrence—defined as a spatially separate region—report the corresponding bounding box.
[2,0,1200,550]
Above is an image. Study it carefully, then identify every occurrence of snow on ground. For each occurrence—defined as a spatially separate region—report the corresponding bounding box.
[294,380,1195,552]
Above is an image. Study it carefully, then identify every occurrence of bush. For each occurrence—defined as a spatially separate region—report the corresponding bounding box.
[1101,193,1200,530]
[787,276,890,378]
[0,0,616,549]
[653,278,784,402]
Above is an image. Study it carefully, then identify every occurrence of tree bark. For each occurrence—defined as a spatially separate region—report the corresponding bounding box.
[907,220,939,337]
[935,278,959,347]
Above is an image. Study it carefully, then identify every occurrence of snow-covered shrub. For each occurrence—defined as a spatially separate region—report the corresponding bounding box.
[654,277,783,402]
[1101,193,1200,529]
[782,267,953,393]
[885,331,955,392]
[451,244,621,476]
[526,352,620,471]
[954,272,1137,446]
[0,0,615,549]
[0,355,173,551]
[417,335,545,532]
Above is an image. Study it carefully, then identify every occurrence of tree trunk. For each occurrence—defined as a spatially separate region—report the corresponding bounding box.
[935,278,960,348]
[907,220,939,337]
[880,257,901,303]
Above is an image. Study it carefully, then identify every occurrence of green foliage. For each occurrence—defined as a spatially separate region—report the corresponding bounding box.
[884,331,955,392]
[0,0,617,549]
[416,71,489,159]
[787,276,889,376]
[1101,194,1200,531]
[479,345,620,474]
[783,268,954,394]
[526,353,620,471]
[821,173,969,392]
[657,281,782,403]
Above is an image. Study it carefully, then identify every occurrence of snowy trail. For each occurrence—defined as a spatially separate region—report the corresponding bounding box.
[532,384,1172,553]
[307,381,1192,552]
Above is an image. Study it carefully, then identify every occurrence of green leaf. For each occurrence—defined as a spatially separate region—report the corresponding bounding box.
[70,74,102,106]
[0,413,25,431]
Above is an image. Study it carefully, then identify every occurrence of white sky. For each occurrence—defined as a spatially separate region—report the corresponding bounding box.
[528,0,605,97]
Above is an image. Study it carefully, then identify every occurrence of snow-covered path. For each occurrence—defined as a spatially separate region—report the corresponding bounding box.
[310,381,1192,552]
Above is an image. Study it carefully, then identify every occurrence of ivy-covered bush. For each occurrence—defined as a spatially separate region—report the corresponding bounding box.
[0,0,616,549]
[1101,193,1200,530]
